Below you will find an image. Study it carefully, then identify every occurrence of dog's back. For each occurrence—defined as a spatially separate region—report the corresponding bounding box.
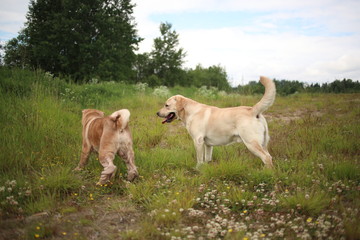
[81,109,104,151]
[82,109,132,152]
[76,108,138,184]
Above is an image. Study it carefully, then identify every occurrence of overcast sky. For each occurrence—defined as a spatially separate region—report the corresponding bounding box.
[1,0,360,85]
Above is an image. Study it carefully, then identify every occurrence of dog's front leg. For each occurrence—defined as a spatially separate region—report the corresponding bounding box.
[74,142,91,171]
[194,137,205,169]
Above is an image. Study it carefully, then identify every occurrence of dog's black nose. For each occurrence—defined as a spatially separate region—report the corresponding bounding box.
[156,112,160,116]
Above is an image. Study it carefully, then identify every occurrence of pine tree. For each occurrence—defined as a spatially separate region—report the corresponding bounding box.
[5,0,141,82]
[150,22,186,86]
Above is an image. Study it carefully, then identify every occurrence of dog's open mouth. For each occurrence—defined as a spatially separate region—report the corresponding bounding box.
[162,112,176,124]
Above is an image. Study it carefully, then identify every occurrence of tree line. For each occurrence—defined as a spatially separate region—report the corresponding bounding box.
[1,0,230,90]
[237,79,360,95]
[1,0,359,94]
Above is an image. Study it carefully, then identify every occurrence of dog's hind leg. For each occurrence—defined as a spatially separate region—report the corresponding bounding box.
[118,148,138,182]
[243,140,273,168]
[262,122,270,151]
[97,152,117,185]
[204,144,213,163]
[74,142,91,171]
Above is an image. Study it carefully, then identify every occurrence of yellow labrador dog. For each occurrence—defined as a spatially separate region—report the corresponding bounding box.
[74,109,138,184]
[157,76,276,169]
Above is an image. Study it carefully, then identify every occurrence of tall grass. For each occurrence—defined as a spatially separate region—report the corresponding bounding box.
[0,68,359,239]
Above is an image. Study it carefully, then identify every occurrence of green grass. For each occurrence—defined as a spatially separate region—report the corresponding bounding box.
[0,68,359,239]
[279,190,331,215]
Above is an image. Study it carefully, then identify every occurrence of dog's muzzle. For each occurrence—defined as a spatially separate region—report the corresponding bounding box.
[157,112,176,124]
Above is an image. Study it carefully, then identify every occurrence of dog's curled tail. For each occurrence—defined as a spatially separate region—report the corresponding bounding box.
[110,109,130,130]
[251,76,276,116]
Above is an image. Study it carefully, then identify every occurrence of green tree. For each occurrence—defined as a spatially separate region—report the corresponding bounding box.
[4,0,141,82]
[237,79,304,96]
[134,53,152,81]
[150,22,186,86]
[3,31,30,68]
[187,64,231,90]
[0,43,3,66]
[275,80,304,95]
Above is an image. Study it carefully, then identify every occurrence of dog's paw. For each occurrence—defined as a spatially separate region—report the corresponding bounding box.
[127,170,139,182]
[195,163,204,170]
[73,167,83,171]
[265,164,274,169]
[96,179,109,186]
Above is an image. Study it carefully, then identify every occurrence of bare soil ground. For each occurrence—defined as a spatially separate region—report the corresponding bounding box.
[1,196,142,240]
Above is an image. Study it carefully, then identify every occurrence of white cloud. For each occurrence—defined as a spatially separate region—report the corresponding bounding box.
[133,0,360,84]
[0,0,28,37]
[306,53,360,80]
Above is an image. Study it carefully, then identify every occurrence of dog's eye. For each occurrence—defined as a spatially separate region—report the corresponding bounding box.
[165,104,169,107]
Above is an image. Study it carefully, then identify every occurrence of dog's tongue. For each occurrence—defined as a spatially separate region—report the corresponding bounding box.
[162,113,174,124]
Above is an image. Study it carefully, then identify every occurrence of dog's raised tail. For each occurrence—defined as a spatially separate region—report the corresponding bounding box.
[110,109,130,130]
[251,76,276,116]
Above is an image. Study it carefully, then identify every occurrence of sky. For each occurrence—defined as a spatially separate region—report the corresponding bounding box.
[1,0,360,85]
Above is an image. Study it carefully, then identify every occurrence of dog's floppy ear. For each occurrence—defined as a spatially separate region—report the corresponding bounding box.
[110,109,130,130]
[175,95,185,109]
[175,95,186,119]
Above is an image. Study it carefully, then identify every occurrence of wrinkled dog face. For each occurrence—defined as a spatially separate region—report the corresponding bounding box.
[157,96,178,124]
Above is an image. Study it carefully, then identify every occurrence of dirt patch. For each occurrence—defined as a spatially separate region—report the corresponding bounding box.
[0,196,142,240]
[265,109,323,123]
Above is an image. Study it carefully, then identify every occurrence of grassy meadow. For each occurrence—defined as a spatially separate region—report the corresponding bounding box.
[0,68,359,240]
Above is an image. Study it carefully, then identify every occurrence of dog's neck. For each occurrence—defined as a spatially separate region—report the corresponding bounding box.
[179,99,203,125]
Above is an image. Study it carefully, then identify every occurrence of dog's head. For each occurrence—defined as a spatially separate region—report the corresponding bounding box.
[157,95,186,124]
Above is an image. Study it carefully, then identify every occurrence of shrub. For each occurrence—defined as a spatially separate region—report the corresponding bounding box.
[134,82,148,93]
[196,86,218,97]
[152,86,171,98]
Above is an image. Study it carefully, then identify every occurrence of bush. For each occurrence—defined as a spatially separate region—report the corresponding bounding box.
[152,86,171,98]
[196,86,218,98]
